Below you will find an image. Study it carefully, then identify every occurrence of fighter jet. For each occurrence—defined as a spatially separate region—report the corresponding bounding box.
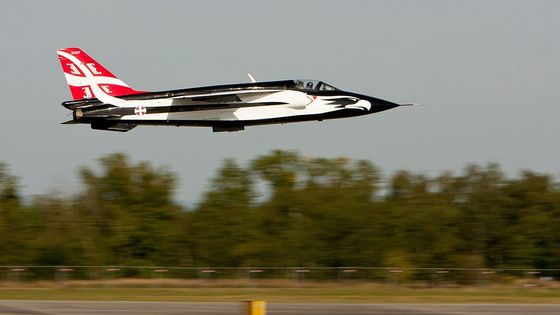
[57,47,405,132]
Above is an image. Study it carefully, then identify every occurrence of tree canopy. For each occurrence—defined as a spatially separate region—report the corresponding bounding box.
[0,152,559,281]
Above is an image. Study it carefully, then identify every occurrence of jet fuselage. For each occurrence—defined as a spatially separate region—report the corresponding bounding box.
[58,48,402,132]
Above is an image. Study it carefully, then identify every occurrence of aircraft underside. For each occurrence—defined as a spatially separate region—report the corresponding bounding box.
[87,107,369,132]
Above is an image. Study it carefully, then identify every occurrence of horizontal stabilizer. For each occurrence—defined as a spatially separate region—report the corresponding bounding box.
[61,120,77,124]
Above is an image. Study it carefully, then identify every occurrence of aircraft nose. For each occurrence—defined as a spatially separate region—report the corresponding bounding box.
[366,96,400,113]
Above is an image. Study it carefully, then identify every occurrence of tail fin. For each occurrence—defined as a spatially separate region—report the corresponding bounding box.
[57,47,145,100]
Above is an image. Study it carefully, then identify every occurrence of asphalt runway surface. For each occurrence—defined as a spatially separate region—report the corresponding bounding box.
[0,301,559,315]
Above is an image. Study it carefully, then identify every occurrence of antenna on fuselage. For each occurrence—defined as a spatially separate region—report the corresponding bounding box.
[248,73,257,83]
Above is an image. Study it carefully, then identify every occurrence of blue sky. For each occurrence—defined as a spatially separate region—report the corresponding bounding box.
[0,0,559,204]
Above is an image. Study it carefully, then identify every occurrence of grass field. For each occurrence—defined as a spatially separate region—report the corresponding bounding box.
[0,280,558,303]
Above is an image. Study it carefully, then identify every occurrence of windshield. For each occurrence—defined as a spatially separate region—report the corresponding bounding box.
[294,80,338,91]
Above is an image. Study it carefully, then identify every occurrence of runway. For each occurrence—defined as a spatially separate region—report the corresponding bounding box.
[0,301,559,315]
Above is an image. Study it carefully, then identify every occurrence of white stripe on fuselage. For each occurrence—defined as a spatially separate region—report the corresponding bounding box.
[116,92,367,122]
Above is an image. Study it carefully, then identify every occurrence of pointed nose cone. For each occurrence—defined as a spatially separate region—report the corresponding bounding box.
[366,96,400,113]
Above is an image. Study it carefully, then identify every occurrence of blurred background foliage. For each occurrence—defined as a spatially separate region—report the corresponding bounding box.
[0,151,559,280]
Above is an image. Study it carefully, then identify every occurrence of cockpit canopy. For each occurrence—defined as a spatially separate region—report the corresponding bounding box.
[293,80,338,92]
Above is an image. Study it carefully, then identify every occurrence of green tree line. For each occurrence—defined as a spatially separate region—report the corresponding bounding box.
[0,151,559,278]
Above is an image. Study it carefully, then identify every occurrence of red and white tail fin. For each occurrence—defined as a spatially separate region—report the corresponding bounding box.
[57,47,145,101]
